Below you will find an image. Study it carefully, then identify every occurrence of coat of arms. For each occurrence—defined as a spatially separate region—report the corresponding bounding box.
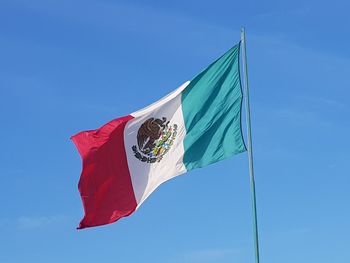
[132,117,177,163]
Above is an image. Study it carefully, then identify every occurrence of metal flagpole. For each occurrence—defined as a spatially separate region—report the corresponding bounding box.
[240,27,261,263]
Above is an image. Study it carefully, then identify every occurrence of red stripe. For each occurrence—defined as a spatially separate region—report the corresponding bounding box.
[71,115,136,229]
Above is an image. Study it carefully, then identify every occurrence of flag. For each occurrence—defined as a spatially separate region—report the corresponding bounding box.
[71,43,246,229]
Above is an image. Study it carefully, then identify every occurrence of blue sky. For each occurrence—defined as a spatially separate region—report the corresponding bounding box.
[1,0,349,262]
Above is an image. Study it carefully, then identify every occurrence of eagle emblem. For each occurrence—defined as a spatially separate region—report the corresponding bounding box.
[132,117,177,163]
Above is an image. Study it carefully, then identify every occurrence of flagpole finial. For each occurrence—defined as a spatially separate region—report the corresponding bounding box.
[240,27,246,41]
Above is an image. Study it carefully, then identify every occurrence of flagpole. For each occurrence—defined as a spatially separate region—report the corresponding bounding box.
[240,27,260,263]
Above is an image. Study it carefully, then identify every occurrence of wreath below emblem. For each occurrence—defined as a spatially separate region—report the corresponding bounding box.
[132,117,177,163]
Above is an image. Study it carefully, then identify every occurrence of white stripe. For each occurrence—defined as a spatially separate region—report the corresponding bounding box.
[130,81,190,118]
[124,81,190,207]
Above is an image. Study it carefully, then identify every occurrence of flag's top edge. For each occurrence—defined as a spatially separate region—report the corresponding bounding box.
[130,81,190,118]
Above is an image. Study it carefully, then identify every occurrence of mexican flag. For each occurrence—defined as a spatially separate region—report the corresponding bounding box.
[72,43,246,229]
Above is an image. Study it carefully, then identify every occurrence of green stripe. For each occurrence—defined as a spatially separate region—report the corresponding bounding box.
[181,43,246,171]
